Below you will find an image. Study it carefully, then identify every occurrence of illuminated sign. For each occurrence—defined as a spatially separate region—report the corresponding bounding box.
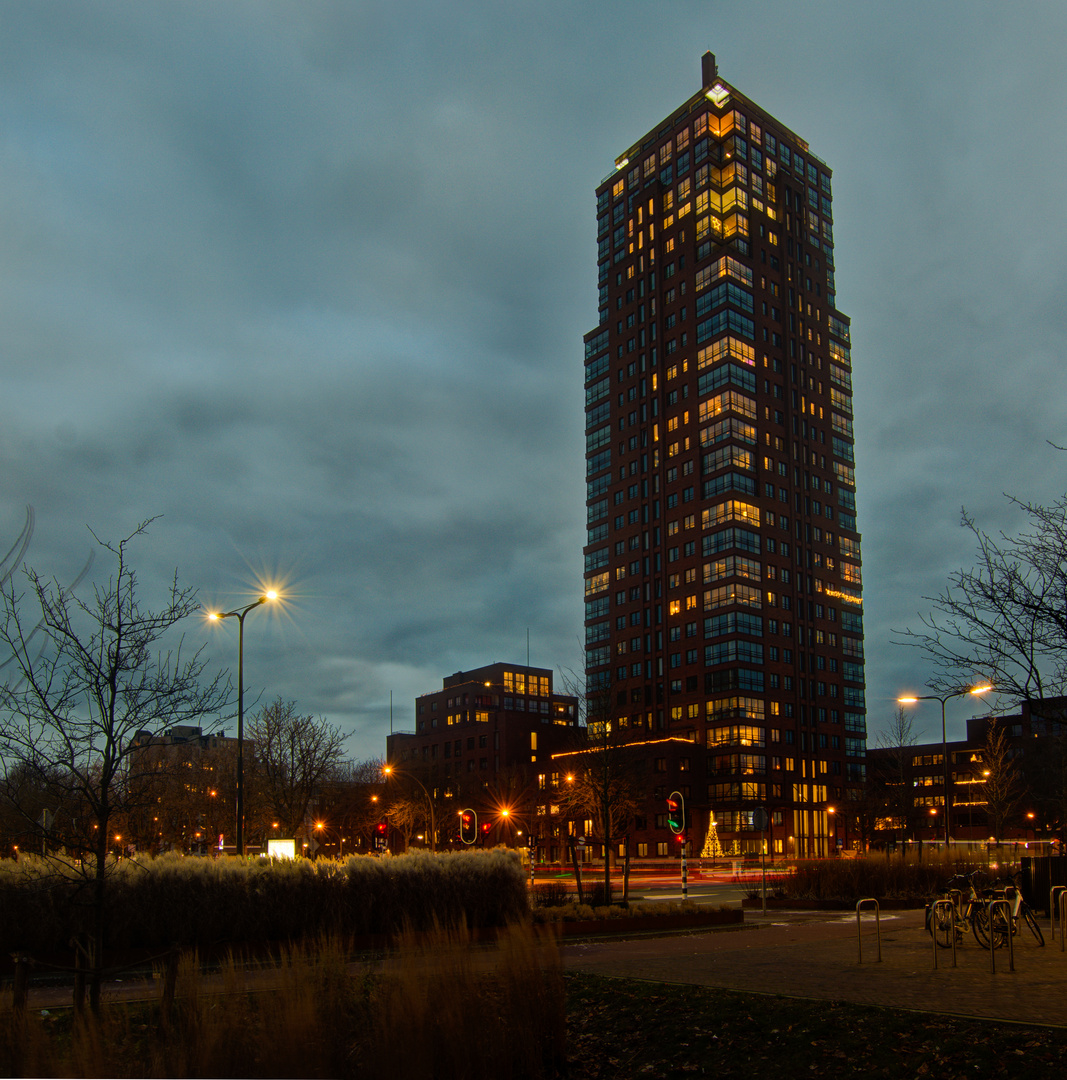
[267,838,297,860]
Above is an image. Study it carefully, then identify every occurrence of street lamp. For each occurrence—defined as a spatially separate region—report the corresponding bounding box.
[314,820,344,860]
[207,590,279,856]
[898,684,993,846]
[382,764,437,852]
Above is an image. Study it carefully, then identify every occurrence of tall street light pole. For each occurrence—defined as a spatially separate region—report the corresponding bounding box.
[208,592,278,856]
[382,764,436,851]
[898,685,993,846]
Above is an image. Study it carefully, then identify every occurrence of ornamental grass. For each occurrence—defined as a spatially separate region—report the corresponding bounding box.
[0,924,565,1078]
[0,848,528,957]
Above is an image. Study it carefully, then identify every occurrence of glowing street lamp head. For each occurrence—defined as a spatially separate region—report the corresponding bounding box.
[897,696,918,704]
[969,685,993,696]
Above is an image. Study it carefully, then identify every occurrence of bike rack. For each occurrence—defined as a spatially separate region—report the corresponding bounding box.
[1050,886,1067,949]
[856,898,881,964]
[987,899,1014,974]
[930,898,957,970]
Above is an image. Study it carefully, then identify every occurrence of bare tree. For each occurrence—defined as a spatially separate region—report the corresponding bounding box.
[317,758,386,852]
[980,723,1024,842]
[556,673,644,904]
[0,521,228,1010]
[898,495,1067,705]
[247,698,346,837]
[871,705,922,847]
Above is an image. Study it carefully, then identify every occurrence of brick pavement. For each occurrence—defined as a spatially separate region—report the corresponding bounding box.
[562,908,1067,1027]
[17,909,1067,1027]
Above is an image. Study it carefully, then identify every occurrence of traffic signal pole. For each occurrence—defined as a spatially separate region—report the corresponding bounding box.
[681,838,688,900]
[667,792,686,901]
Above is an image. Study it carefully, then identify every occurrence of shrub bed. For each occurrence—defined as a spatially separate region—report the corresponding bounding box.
[776,853,1009,905]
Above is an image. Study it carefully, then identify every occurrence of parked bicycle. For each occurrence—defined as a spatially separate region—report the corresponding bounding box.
[926,870,1006,949]
[994,871,1045,947]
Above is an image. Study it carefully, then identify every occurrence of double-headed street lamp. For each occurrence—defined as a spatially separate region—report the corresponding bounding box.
[897,684,993,845]
[208,591,278,856]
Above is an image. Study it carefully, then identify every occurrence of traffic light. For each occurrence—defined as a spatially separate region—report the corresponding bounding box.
[459,809,477,845]
[666,791,685,835]
[480,821,492,836]
[374,821,388,851]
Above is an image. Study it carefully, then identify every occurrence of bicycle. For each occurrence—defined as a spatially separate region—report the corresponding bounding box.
[995,871,1045,947]
[926,871,1006,949]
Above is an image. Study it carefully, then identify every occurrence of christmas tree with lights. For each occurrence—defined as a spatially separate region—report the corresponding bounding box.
[701,815,724,859]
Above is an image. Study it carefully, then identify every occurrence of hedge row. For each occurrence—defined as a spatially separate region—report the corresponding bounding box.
[0,849,529,956]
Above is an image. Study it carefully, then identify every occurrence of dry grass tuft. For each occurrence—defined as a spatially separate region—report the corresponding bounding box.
[0,924,565,1078]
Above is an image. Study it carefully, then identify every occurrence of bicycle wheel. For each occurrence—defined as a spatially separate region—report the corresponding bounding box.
[971,904,992,948]
[929,903,955,948]
[989,905,1010,948]
[1021,905,1045,947]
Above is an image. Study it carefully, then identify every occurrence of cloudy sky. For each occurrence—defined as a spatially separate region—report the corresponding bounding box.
[2,1,1066,759]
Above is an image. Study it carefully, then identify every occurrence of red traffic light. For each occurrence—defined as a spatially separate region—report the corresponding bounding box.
[375,821,388,835]
[481,822,492,834]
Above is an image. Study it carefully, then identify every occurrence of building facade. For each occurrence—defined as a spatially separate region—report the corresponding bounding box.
[868,698,1067,848]
[583,52,866,857]
[385,663,579,849]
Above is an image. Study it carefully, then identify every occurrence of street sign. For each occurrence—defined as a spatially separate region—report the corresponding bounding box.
[576,837,586,847]
[753,807,770,832]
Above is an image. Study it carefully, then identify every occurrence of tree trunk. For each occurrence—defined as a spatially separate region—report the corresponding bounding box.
[602,804,612,905]
[90,824,108,1013]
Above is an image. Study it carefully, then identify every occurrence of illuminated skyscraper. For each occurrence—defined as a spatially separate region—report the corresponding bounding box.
[583,52,865,857]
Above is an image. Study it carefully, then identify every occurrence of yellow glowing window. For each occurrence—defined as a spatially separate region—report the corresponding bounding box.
[697,337,755,369]
[702,502,760,529]
[584,573,609,597]
[699,391,757,423]
[704,584,761,610]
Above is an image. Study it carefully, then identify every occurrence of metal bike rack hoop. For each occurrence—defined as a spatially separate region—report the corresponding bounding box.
[1050,885,1067,950]
[987,898,1014,974]
[856,898,881,964]
[930,898,957,970]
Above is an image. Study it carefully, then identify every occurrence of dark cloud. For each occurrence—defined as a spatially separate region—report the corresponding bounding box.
[2,1,1067,757]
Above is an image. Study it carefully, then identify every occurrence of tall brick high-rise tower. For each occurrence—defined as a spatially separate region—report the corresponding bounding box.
[582,53,865,858]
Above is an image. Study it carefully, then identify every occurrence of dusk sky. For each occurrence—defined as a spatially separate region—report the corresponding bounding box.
[3,1,1066,760]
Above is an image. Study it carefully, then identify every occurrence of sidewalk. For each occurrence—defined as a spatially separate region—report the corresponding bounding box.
[562,909,1067,1027]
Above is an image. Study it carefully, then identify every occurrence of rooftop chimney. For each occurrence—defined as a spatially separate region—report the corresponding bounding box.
[701,51,717,88]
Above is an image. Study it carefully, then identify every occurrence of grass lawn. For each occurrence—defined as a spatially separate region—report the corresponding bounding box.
[564,972,1067,1079]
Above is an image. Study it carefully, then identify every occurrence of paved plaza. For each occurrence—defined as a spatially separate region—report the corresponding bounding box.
[562,908,1067,1027]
